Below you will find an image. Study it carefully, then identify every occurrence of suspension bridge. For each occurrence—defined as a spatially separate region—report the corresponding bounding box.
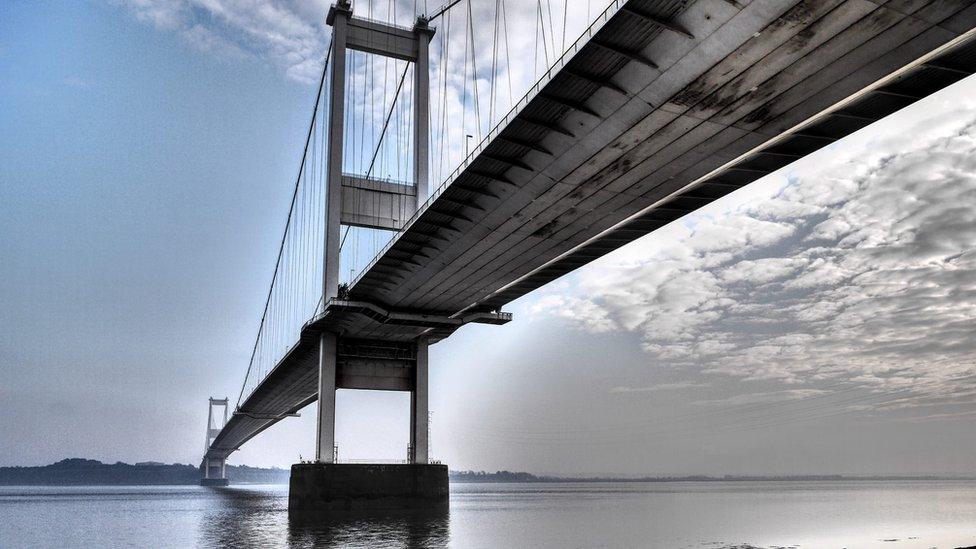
[198,0,976,507]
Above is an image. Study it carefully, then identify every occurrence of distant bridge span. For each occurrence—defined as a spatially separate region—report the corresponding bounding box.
[203,0,976,481]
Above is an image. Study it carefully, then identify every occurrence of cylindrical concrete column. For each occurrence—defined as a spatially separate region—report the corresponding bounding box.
[316,332,339,462]
[411,337,429,464]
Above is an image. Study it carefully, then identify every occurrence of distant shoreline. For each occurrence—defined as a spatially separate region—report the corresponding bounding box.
[449,470,976,483]
[1,459,973,486]
[0,458,289,486]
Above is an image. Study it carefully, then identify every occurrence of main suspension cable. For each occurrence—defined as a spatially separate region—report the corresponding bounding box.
[237,38,333,408]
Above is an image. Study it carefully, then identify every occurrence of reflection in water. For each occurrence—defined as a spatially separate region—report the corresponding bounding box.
[288,509,449,548]
[198,487,448,548]
[199,487,287,547]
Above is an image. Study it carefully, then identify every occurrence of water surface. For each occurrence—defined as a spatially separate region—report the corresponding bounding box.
[2,481,975,548]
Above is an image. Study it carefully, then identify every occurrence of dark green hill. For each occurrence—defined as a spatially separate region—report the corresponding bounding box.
[0,458,290,485]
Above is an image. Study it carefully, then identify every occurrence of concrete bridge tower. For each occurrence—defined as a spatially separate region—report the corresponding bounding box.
[288,0,447,512]
[200,398,230,487]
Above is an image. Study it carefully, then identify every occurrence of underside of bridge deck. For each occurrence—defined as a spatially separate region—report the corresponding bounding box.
[350,0,976,316]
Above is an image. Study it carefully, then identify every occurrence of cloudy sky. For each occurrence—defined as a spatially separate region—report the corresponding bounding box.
[1,0,974,477]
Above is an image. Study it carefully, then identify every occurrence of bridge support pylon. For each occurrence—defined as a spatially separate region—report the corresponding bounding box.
[289,0,447,513]
[200,397,230,486]
[200,457,229,487]
[293,333,447,511]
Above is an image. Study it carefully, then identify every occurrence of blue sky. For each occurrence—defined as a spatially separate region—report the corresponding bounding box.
[1,1,314,465]
[2,1,975,477]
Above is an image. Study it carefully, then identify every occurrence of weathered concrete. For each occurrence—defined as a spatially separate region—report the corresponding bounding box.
[288,463,448,512]
[199,477,230,487]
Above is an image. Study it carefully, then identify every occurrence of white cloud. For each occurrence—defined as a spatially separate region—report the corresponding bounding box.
[530,294,616,332]
[114,0,330,83]
[692,389,829,407]
[720,257,806,285]
[609,381,708,394]
[534,108,976,409]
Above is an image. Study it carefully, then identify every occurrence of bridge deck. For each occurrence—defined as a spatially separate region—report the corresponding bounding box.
[207,0,976,461]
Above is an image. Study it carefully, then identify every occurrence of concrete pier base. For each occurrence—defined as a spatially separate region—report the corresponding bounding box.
[199,478,229,487]
[288,463,448,512]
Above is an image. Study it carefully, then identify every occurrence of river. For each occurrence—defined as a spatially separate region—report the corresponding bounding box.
[1,480,975,548]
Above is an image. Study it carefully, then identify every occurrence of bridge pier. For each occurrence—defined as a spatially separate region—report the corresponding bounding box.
[200,457,229,487]
[289,463,448,513]
[315,332,338,463]
[296,333,445,511]
[312,334,433,466]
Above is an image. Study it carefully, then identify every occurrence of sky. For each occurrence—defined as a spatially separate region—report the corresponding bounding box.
[1,0,975,477]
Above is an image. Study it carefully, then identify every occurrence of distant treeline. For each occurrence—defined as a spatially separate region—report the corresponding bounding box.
[449,470,539,482]
[0,458,290,486]
[448,470,975,483]
[552,474,976,482]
